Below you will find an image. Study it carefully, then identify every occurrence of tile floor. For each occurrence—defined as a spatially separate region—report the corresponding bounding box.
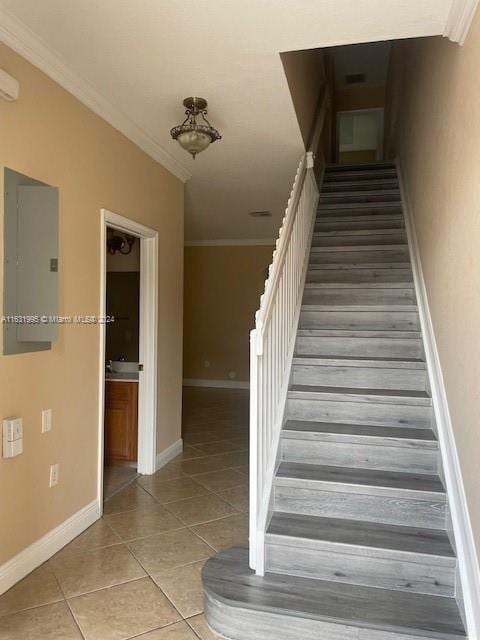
[0,387,249,640]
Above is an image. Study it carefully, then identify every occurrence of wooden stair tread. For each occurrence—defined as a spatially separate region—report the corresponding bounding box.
[296,328,422,338]
[289,385,431,406]
[203,547,465,639]
[276,462,445,494]
[293,355,426,369]
[267,513,454,559]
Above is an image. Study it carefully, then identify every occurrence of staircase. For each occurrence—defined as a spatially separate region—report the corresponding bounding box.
[202,162,467,640]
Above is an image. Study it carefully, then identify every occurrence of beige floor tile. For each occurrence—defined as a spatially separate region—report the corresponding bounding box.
[180,446,206,460]
[0,563,63,618]
[153,560,205,618]
[138,461,185,487]
[103,484,158,516]
[192,514,248,551]
[105,505,184,541]
[183,431,229,446]
[51,543,145,598]
[69,577,180,640]
[180,452,247,476]
[193,439,247,456]
[0,601,82,639]
[60,519,122,556]
[142,476,209,504]
[192,468,246,493]
[129,528,213,574]
[216,484,249,512]
[187,614,222,640]
[165,493,238,526]
[136,621,199,639]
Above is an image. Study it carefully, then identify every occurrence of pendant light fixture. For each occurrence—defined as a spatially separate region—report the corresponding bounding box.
[170,97,222,159]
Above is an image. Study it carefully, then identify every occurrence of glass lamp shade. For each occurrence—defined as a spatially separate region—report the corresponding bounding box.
[176,129,212,158]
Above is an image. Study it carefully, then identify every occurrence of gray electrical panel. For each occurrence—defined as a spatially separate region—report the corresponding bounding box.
[3,168,59,355]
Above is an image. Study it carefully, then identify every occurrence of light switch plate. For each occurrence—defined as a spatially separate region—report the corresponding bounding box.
[42,409,52,433]
[49,463,59,487]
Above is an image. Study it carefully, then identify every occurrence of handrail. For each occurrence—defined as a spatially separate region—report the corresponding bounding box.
[249,88,329,574]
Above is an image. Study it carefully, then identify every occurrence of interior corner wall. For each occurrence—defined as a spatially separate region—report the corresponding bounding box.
[0,42,184,565]
[183,245,273,383]
[281,48,326,148]
[385,29,480,561]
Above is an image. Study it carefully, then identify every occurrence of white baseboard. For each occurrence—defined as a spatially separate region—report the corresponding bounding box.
[155,438,183,471]
[0,498,101,596]
[183,378,249,390]
[397,158,480,638]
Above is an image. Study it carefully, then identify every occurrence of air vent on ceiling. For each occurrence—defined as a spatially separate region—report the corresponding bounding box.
[249,210,272,218]
[345,73,366,85]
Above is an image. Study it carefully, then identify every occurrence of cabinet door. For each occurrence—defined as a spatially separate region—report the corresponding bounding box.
[104,382,138,461]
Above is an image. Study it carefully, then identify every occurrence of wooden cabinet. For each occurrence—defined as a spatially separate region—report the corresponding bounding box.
[104,381,138,462]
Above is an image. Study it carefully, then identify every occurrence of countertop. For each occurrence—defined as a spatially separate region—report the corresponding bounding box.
[105,371,139,382]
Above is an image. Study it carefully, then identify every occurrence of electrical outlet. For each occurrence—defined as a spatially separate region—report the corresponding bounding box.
[42,409,52,433]
[49,463,59,487]
[228,371,236,379]
[204,360,210,369]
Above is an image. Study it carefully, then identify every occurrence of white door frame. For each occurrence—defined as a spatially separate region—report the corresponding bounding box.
[336,107,385,162]
[98,208,158,507]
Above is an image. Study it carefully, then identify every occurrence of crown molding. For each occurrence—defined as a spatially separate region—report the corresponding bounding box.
[444,0,479,44]
[0,8,191,183]
[185,238,276,247]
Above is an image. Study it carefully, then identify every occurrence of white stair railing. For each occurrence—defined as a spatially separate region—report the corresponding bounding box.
[249,88,329,573]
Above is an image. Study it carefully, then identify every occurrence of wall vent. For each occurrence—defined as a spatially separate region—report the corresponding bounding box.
[345,73,366,85]
[249,211,271,218]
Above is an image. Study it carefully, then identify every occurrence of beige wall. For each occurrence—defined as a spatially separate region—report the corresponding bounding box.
[385,28,480,558]
[183,245,273,382]
[0,43,184,564]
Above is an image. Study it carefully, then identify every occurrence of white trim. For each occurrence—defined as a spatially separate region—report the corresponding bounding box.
[0,7,191,183]
[0,499,100,596]
[155,438,184,472]
[397,159,480,639]
[183,378,249,389]
[336,108,385,162]
[444,0,480,44]
[99,209,158,509]
[185,239,275,247]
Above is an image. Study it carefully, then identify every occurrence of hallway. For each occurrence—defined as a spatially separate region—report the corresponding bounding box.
[0,388,248,640]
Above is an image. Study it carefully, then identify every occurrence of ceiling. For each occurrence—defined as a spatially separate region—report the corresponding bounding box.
[0,0,454,241]
[331,42,392,90]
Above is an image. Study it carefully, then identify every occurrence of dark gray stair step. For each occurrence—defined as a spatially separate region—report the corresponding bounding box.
[302,287,416,306]
[326,161,396,172]
[306,268,413,284]
[203,547,465,640]
[288,385,432,406]
[322,179,399,193]
[324,168,397,182]
[281,417,436,474]
[309,247,410,265]
[265,513,455,596]
[318,201,402,214]
[299,307,420,332]
[305,281,413,288]
[282,420,436,446]
[312,231,407,247]
[320,190,401,205]
[308,261,411,270]
[295,331,424,359]
[267,512,451,557]
[276,462,444,495]
[315,216,404,231]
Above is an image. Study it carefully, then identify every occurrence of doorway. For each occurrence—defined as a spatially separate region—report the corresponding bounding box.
[336,108,384,164]
[99,209,158,507]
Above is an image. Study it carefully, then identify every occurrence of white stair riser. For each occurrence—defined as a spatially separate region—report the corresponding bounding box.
[287,398,433,429]
[310,248,409,264]
[307,268,412,284]
[281,439,437,474]
[299,310,420,331]
[292,364,427,391]
[295,336,424,359]
[274,486,447,529]
[303,289,416,306]
[265,544,454,597]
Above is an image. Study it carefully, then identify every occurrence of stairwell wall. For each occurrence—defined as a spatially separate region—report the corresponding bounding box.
[384,22,480,593]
